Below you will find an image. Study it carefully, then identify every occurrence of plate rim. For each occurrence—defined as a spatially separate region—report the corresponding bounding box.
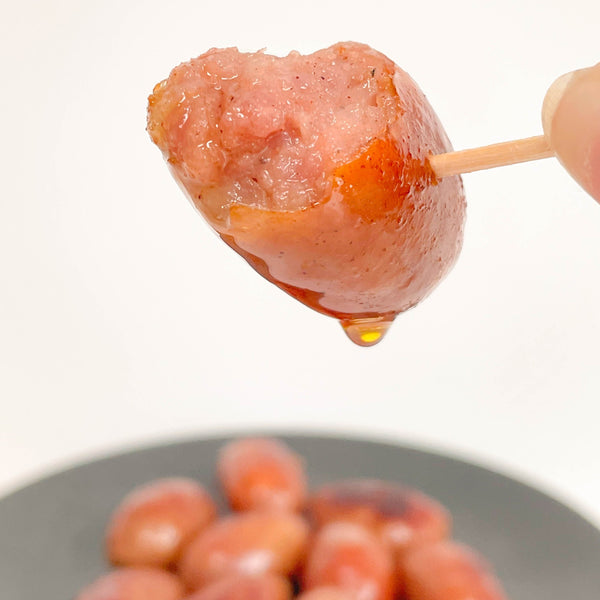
[2,428,599,535]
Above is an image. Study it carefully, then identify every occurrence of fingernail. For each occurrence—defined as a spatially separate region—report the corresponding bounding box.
[541,71,575,142]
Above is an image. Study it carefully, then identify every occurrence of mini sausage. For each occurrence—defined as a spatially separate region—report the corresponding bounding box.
[308,479,450,554]
[218,437,307,512]
[75,568,184,600]
[303,522,395,600]
[106,478,217,568]
[296,587,358,600]
[183,574,291,600]
[147,43,466,346]
[178,511,309,590]
[403,541,509,600]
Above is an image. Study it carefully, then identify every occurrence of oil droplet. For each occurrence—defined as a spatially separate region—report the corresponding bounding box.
[340,316,394,347]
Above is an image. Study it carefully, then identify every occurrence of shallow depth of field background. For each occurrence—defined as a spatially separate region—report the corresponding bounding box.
[1,0,599,526]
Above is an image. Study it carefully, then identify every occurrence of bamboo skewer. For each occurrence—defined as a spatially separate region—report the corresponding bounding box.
[429,135,555,179]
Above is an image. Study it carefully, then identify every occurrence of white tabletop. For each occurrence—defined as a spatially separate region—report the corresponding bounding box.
[1,0,599,531]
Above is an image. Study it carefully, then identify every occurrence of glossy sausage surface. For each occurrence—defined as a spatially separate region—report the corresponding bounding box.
[106,478,217,568]
[296,587,358,600]
[403,541,509,600]
[308,478,451,553]
[218,438,307,512]
[179,511,309,590]
[303,522,395,600]
[147,43,465,340]
[75,567,184,600]
[183,574,291,600]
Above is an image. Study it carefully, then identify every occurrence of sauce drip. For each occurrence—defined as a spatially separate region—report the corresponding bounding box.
[340,317,394,347]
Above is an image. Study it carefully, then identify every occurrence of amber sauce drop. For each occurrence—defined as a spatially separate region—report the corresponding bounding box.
[340,317,394,347]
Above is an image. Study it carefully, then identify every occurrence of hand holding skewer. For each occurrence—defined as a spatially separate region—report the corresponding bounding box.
[429,63,600,204]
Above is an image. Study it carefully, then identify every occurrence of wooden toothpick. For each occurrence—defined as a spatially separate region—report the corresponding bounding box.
[429,135,555,179]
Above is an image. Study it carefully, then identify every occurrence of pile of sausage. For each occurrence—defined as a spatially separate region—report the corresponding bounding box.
[76,438,508,600]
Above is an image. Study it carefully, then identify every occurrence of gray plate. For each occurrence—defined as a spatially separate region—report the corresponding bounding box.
[1,434,599,599]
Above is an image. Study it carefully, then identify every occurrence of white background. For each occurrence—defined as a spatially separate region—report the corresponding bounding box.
[1,0,599,529]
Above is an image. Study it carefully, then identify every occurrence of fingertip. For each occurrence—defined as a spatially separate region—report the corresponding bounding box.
[541,71,575,142]
[541,63,600,202]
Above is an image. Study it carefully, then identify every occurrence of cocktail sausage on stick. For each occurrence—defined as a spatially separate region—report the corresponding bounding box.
[148,43,466,346]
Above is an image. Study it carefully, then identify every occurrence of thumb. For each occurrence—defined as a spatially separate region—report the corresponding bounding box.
[542,63,600,202]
